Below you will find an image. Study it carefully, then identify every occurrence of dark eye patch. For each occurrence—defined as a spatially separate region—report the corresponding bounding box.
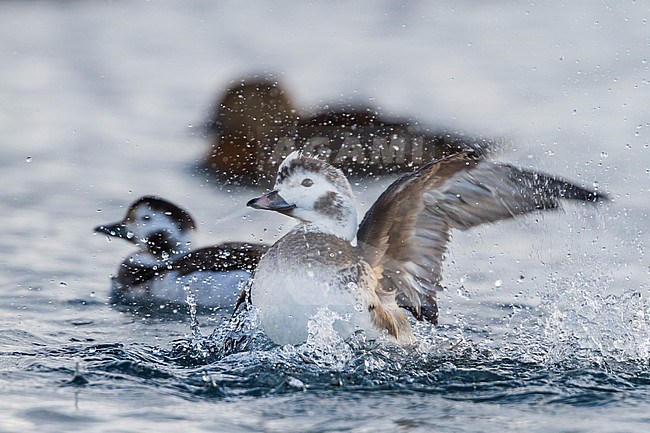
[301,178,314,187]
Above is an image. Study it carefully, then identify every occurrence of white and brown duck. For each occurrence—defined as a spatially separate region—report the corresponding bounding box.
[245,151,607,345]
[95,196,267,312]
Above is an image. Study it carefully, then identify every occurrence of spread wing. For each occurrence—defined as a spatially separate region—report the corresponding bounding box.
[357,152,606,324]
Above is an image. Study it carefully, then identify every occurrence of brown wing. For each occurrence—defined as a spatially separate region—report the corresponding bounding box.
[115,260,159,289]
[174,243,268,276]
[357,152,606,324]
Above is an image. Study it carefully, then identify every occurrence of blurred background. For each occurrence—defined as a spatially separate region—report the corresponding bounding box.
[2,0,646,296]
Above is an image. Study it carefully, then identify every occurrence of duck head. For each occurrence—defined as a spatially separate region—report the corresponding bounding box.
[94,196,195,259]
[248,151,358,241]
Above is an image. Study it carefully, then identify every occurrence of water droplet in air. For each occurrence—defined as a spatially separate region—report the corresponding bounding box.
[286,377,306,390]
[456,286,471,299]
[26,156,32,162]
[59,281,67,288]
[494,279,503,288]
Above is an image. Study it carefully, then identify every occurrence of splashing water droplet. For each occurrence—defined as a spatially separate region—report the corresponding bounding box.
[456,286,472,300]
[304,308,352,368]
[185,288,208,357]
[285,376,306,390]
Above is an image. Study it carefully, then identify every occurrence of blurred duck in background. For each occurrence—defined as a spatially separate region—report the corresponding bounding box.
[201,76,495,184]
[94,195,267,313]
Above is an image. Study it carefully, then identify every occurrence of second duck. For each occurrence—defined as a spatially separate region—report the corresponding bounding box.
[95,195,267,313]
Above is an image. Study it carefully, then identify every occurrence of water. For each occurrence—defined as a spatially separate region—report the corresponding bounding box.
[1,1,649,432]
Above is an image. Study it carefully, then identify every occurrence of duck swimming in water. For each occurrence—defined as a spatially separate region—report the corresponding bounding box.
[246,151,607,345]
[202,77,493,184]
[95,196,267,312]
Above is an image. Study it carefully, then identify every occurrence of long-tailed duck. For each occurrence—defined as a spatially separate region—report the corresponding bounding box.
[201,77,493,184]
[94,196,267,312]
[246,151,607,345]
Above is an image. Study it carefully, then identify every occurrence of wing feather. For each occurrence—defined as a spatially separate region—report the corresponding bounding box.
[358,152,606,324]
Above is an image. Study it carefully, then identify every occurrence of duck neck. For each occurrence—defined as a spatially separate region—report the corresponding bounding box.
[143,231,191,261]
[297,211,357,243]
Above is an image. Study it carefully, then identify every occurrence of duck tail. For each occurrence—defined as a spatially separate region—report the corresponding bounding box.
[369,294,415,345]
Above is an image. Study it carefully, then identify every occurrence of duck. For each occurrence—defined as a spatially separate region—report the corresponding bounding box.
[245,151,608,345]
[201,77,493,184]
[94,195,268,312]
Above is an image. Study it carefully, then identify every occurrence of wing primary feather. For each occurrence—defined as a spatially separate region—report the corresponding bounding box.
[358,152,606,325]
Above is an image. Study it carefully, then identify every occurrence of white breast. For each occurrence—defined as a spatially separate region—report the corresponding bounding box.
[123,270,249,310]
[251,246,376,345]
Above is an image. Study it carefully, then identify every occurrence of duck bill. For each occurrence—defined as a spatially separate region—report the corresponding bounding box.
[93,221,132,241]
[247,190,296,213]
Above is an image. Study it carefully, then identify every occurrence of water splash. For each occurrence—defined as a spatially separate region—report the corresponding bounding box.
[157,266,650,402]
[182,287,209,359]
[205,304,273,358]
[68,360,89,386]
[505,272,650,367]
[540,273,649,365]
[299,307,354,369]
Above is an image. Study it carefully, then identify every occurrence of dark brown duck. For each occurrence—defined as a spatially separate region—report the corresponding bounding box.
[201,77,494,184]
